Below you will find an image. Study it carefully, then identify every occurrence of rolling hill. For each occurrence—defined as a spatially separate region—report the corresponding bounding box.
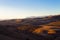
[0,15,60,40]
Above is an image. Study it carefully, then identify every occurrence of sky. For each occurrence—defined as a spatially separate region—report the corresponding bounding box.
[0,0,60,19]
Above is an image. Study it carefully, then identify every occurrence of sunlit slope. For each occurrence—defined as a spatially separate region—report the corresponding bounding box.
[17,15,60,35]
[45,21,60,26]
[17,21,60,35]
[32,21,60,35]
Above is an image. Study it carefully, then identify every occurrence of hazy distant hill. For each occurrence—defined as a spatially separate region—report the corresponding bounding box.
[0,15,60,40]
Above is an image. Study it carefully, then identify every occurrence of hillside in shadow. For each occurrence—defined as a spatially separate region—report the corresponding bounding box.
[0,15,60,40]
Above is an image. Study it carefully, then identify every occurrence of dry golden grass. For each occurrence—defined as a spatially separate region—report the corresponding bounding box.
[32,28,43,34]
[16,19,22,23]
[32,25,57,34]
[46,21,60,26]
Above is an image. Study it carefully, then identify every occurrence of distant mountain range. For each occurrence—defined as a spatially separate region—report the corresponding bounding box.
[0,15,60,40]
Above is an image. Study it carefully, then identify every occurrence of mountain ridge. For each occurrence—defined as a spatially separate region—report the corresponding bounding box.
[0,15,60,40]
